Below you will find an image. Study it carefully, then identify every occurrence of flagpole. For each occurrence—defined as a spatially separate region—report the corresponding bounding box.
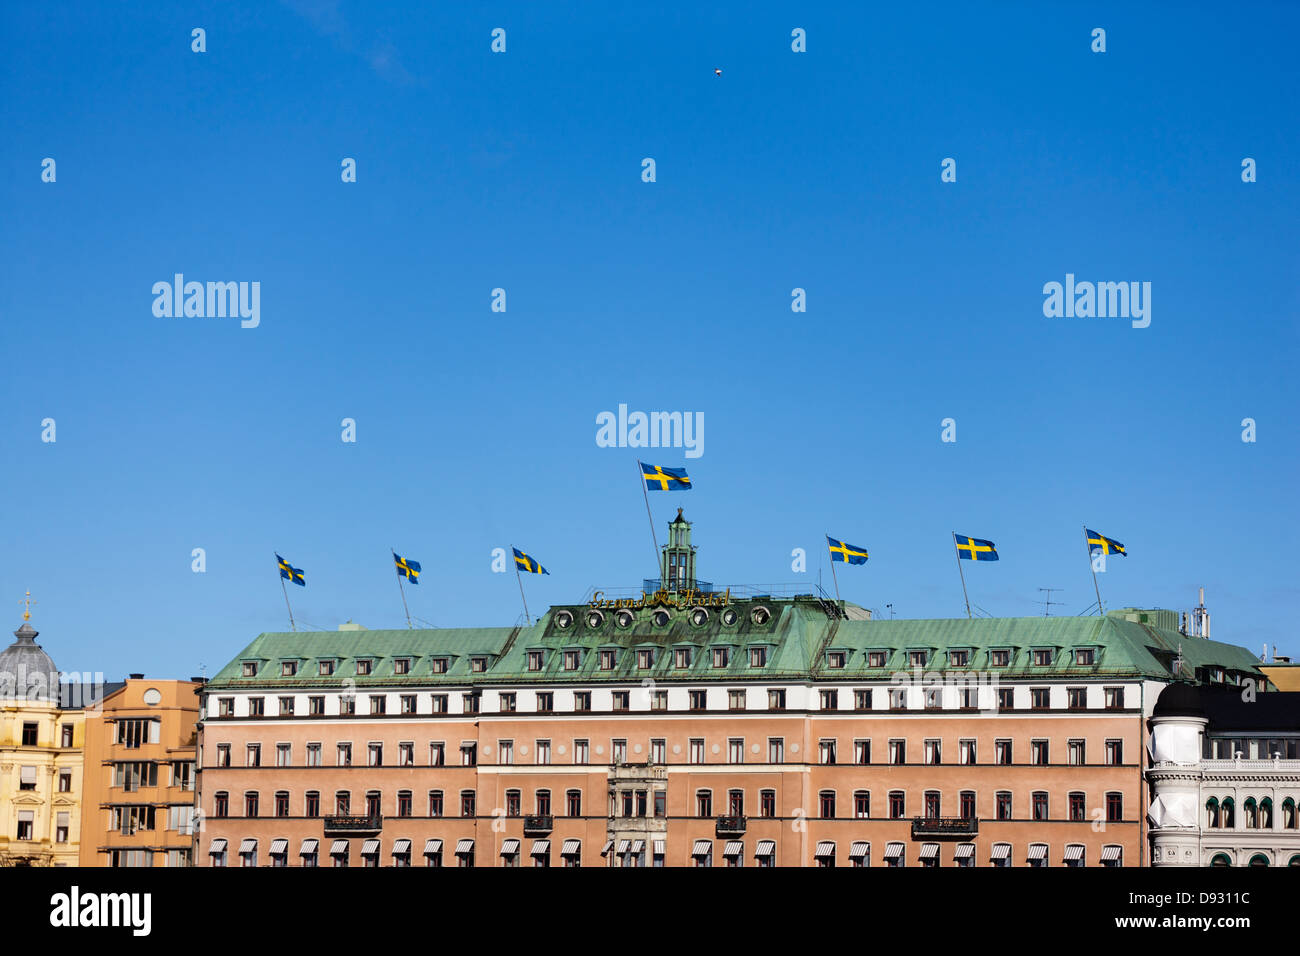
[277,555,297,632]
[393,549,414,629]
[953,533,972,619]
[1084,525,1104,616]
[637,460,663,585]
[826,535,841,603]
[512,545,531,626]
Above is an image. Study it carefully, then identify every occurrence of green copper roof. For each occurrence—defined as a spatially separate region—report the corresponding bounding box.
[206,599,1264,690]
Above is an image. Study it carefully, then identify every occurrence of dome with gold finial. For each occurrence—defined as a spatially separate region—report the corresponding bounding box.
[0,592,60,702]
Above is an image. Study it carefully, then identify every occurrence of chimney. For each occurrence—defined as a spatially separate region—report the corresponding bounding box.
[128,673,144,680]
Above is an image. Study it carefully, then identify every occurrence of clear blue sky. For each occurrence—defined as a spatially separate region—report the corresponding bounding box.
[2,1,1296,681]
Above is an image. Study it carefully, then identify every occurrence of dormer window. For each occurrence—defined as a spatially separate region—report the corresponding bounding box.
[356,660,372,676]
[675,648,692,668]
[599,649,617,670]
[637,649,655,669]
[949,650,969,667]
[712,647,730,668]
[1074,648,1096,666]
[318,660,335,676]
[1032,649,1054,666]
[471,657,487,673]
[828,651,846,669]
[280,661,297,677]
[394,658,411,675]
[563,650,580,671]
[990,650,1010,667]
[527,651,544,672]
[749,647,768,668]
[431,658,448,674]
[242,662,258,677]
[867,651,886,668]
[908,651,928,667]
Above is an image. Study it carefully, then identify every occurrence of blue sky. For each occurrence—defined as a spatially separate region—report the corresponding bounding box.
[2,1,1296,680]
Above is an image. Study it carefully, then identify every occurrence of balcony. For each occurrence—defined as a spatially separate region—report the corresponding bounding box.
[715,815,747,836]
[911,816,978,837]
[523,815,553,835]
[323,814,382,835]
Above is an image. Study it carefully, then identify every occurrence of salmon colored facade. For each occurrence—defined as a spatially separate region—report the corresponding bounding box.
[79,678,201,866]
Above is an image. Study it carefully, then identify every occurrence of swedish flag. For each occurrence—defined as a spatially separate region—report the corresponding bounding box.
[276,553,305,586]
[513,548,549,575]
[394,552,421,583]
[954,534,998,561]
[827,536,869,565]
[1086,529,1126,557]
[640,462,691,491]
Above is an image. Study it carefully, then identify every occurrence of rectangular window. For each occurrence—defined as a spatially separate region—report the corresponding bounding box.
[960,791,975,820]
[58,769,73,792]
[536,692,553,712]
[246,743,261,767]
[728,738,744,764]
[713,647,730,668]
[1033,649,1053,666]
[820,689,838,710]
[1105,740,1123,766]
[218,698,234,717]
[854,739,871,765]
[750,647,767,668]
[247,697,264,717]
[309,696,325,715]
[990,649,1010,667]
[394,658,411,675]
[651,690,668,711]
[924,792,941,819]
[573,739,589,764]
[19,765,37,791]
[768,737,784,764]
[767,688,786,710]
[429,742,445,766]
[397,791,412,817]
[498,740,513,765]
[854,688,872,710]
[1075,648,1095,666]
[461,743,477,766]
[689,689,707,711]
[1068,739,1085,765]
[888,687,906,709]
[820,791,836,818]
[1032,792,1048,821]
[867,651,886,668]
[1105,687,1124,710]
[275,792,289,817]
[337,743,352,766]
[675,647,692,668]
[356,660,372,676]
[1069,792,1085,822]
[819,739,837,765]
[696,791,712,817]
[888,739,906,765]
[924,739,941,765]
[567,790,582,816]
[761,790,776,817]
[959,739,976,765]
[306,743,321,767]
[463,693,480,714]
[563,650,580,671]
[599,649,616,670]
[471,657,487,673]
[1031,688,1050,709]
[637,649,655,669]
[61,724,74,747]
[527,651,543,671]
[368,742,383,767]
[997,687,1013,710]
[428,791,443,816]
[431,694,448,713]
[319,660,335,676]
[536,740,552,765]
[276,743,291,767]
[242,662,258,677]
[281,661,297,677]
[1067,687,1086,709]
[828,651,846,669]
[1031,740,1048,766]
[610,739,626,764]
[728,689,746,710]
[499,692,516,712]
[216,744,230,767]
[996,792,1011,820]
[401,695,417,714]
[994,740,1011,765]
[650,738,665,763]
[611,691,629,712]
[574,691,591,712]
[689,738,705,764]
[431,658,448,674]
[462,791,476,818]
[855,791,870,818]
[889,792,905,819]
[370,695,386,715]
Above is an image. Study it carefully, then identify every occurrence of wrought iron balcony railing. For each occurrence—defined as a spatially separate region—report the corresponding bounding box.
[523,814,553,834]
[911,816,978,837]
[323,814,382,834]
[715,815,747,836]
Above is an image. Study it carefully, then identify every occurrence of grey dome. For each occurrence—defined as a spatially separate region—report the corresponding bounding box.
[0,622,60,702]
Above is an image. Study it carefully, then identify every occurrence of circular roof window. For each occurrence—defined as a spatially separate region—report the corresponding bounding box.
[143,687,162,706]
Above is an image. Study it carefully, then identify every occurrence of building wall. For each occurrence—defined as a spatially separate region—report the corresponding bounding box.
[1260,664,1300,693]
[198,704,1145,867]
[79,679,201,867]
[0,703,83,866]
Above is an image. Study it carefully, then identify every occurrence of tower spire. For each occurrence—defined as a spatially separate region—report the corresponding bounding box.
[20,590,35,622]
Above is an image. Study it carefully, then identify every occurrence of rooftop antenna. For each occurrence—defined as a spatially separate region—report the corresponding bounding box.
[1036,588,1064,617]
[886,603,895,620]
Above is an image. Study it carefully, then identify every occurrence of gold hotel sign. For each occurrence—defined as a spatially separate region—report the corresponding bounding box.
[587,588,733,611]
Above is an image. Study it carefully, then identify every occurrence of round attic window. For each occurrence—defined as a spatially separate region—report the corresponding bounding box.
[143,687,162,706]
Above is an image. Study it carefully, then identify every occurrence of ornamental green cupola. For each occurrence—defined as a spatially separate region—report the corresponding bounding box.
[660,508,697,591]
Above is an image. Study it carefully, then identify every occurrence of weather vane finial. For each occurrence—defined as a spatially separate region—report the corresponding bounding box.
[20,590,36,621]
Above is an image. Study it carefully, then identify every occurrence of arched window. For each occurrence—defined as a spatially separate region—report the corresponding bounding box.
[1221,797,1235,828]
[1243,797,1258,829]
[1260,797,1273,829]
[1205,797,1219,828]
[1210,853,1232,867]
[1283,797,1297,829]
[1249,853,1270,867]
[1288,854,1300,867]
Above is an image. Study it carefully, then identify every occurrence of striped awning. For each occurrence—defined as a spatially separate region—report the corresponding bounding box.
[424,839,443,854]
[1028,844,1047,860]
[884,841,904,859]
[269,839,288,855]
[723,841,744,858]
[1100,845,1122,862]
[991,843,1011,860]
[239,838,257,854]
[600,840,614,856]
[919,843,939,860]
[653,840,665,856]
[208,838,227,854]
[849,841,870,859]
[361,839,380,856]
[1064,844,1084,861]
[617,839,630,855]
[300,838,318,855]
[814,841,836,858]
[530,840,550,856]
[691,839,712,857]
[630,839,645,855]
[501,838,520,855]
[454,839,474,855]
[755,840,776,857]
[561,839,581,856]
[392,839,411,855]
[329,840,349,855]
[953,843,974,860]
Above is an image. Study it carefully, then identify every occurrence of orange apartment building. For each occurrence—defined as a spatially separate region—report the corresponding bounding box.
[80,677,202,866]
[195,515,1267,867]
